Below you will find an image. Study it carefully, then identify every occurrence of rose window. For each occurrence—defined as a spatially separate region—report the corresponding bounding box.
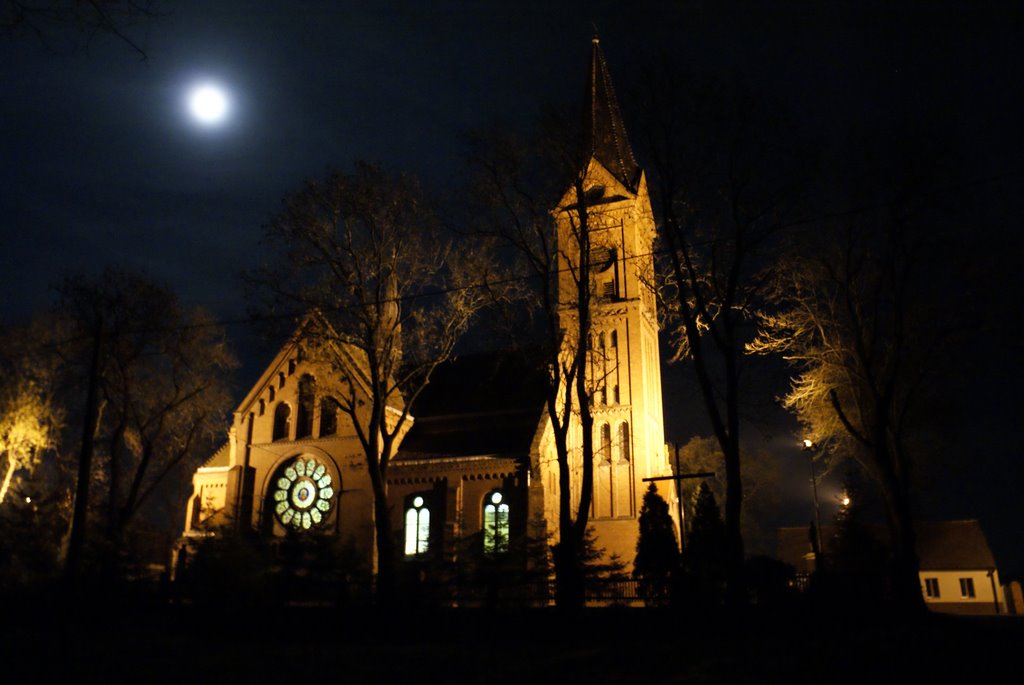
[272,457,334,530]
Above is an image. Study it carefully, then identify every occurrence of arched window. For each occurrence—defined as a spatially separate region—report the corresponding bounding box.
[319,397,339,437]
[598,331,606,349]
[273,403,291,441]
[599,423,612,462]
[296,374,316,439]
[617,422,630,462]
[268,386,275,402]
[258,399,265,416]
[483,490,510,554]
[610,330,618,348]
[404,495,430,556]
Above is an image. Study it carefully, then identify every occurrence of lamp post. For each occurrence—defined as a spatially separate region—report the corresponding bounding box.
[802,439,824,568]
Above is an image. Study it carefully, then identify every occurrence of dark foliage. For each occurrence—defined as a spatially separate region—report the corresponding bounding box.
[634,483,680,606]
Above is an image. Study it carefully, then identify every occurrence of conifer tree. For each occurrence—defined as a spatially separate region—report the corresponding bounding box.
[684,482,726,599]
[633,483,680,605]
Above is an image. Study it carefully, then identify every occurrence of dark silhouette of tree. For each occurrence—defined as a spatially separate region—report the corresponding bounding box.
[824,479,888,607]
[684,482,726,602]
[248,162,486,604]
[2,0,161,58]
[465,117,603,610]
[632,60,810,607]
[633,482,680,605]
[56,268,237,575]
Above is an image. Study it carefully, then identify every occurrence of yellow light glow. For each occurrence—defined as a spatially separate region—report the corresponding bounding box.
[803,439,814,449]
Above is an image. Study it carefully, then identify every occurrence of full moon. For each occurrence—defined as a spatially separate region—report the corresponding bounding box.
[188,84,229,124]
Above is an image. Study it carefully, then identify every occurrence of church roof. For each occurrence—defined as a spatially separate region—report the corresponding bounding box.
[395,350,548,460]
[582,38,640,192]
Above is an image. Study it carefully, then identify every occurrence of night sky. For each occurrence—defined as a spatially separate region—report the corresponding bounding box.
[2,2,1021,575]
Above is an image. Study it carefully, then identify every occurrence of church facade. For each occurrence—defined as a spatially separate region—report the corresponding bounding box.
[178,40,675,582]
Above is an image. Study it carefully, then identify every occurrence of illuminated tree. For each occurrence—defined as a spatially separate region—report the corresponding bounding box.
[249,162,487,603]
[749,209,955,613]
[0,318,65,504]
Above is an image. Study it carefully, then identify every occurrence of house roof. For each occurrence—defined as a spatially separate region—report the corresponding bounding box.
[915,520,998,570]
[777,519,1000,572]
[395,350,548,460]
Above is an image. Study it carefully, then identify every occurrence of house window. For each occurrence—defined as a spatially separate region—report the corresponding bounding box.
[272,403,291,441]
[296,374,316,439]
[924,578,940,598]
[404,495,430,556]
[319,397,339,437]
[617,422,630,462]
[610,330,617,348]
[959,578,976,598]
[483,491,510,554]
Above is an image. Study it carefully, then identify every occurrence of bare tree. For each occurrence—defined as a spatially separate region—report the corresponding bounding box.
[465,115,603,609]
[749,211,957,612]
[633,61,809,605]
[0,318,66,504]
[2,0,162,58]
[249,162,486,603]
[57,268,237,570]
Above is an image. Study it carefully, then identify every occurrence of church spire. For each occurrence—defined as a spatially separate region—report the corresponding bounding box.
[582,37,640,191]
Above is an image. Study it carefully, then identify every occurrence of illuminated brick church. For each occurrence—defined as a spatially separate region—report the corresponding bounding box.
[179,39,674,579]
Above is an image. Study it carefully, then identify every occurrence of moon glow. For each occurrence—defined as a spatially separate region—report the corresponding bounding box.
[188,84,229,124]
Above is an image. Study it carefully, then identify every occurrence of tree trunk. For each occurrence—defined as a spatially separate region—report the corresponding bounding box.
[877,451,926,614]
[65,317,103,584]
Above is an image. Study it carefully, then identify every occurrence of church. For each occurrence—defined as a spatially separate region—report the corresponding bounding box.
[178,39,675,587]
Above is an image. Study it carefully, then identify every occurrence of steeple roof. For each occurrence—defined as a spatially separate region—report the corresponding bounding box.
[583,37,640,192]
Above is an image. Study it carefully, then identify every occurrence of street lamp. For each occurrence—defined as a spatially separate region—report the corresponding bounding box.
[802,439,824,568]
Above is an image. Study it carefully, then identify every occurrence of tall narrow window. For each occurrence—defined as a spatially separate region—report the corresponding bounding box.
[599,423,612,463]
[618,422,630,462]
[296,374,316,439]
[610,330,618,348]
[278,372,286,388]
[319,397,339,437]
[483,490,510,554]
[272,403,291,441]
[925,578,940,598]
[404,495,430,555]
[268,386,275,402]
[258,399,265,416]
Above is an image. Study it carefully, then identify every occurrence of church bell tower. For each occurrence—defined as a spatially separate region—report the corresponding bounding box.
[547,38,671,565]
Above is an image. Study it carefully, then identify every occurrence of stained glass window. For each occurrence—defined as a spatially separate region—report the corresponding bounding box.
[405,495,430,555]
[483,490,510,554]
[272,456,334,531]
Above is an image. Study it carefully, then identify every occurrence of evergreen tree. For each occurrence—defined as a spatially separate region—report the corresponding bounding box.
[684,482,726,601]
[633,483,680,605]
[825,479,888,606]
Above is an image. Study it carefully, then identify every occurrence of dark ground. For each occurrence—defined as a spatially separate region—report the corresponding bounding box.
[4,593,1022,684]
